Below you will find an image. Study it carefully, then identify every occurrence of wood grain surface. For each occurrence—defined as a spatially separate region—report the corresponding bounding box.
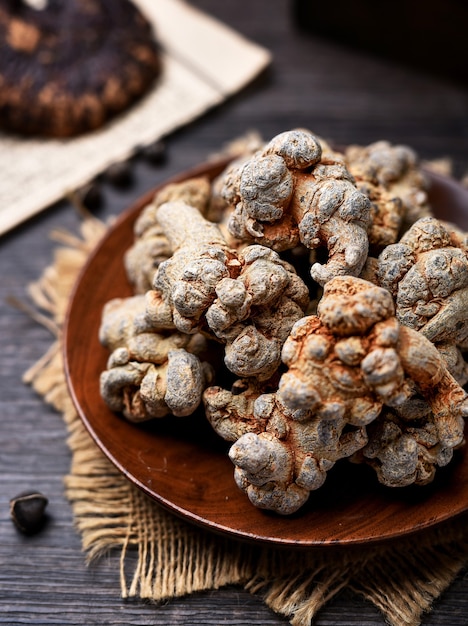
[2,1,468,624]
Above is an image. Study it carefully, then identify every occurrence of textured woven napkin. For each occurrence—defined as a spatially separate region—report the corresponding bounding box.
[22,210,468,626]
[0,0,270,236]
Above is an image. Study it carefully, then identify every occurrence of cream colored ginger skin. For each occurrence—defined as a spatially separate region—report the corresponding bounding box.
[99,294,213,421]
[352,408,459,489]
[280,276,467,449]
[124,176,212,294]
[378,217,468,344]
[222,129,372,286]
[345,140,431,228]
[377,217,468,384]
[145,201,309,381]
[205,276,468,515]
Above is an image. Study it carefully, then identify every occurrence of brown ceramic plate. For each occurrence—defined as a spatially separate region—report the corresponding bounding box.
[64,160,468,548]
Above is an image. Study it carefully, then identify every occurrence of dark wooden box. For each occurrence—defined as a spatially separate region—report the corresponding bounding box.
[292,0,468,86]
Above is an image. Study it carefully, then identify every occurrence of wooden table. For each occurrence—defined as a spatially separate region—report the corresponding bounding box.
[1,1,468,624]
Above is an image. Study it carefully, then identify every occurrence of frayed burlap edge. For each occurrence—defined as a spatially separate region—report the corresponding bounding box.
[22,213,468,626]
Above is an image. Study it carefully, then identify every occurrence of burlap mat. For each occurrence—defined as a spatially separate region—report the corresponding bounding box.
[22,214,468,626]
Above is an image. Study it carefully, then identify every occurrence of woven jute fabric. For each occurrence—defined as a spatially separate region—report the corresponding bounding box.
[23,214,468,626]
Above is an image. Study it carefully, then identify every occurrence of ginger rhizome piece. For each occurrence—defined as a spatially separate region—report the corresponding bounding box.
[99,294,214,420]
[145,201,309,380]
[280,276,467,448]
[124,176,212,293]
[344,158,404,250]
[205,276,468,514]
[351,409,459,488]
[97,128,468,517]
[204,379,368,515]
[377,217,468,385]
[222,129,372,286]
[345,140,432,230]
[378,217,468,343]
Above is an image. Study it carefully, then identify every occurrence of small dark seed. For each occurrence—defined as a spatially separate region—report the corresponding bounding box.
[10,491,49,535]
[76,182,103,211]
[141,140,167,165]
[104,161,134,188]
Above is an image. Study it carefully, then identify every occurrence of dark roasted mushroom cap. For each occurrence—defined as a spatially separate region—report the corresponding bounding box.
[0,0,161,137]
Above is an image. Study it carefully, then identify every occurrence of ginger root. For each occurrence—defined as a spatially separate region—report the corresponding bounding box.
[345,140,432,229]
[377,216,468,385]
[97,128,468,517]
[145,201,309,380]
[204,276,468,514]
[222,129,372,286]
[124,176,212,293]
[99,295,214,420]
[204,381,368,515]
[351,409,459,488]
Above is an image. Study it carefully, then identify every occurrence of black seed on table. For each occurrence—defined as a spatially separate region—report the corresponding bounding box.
[104,161,134,188]
[141,140,167,165]
[10,491,49,535]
